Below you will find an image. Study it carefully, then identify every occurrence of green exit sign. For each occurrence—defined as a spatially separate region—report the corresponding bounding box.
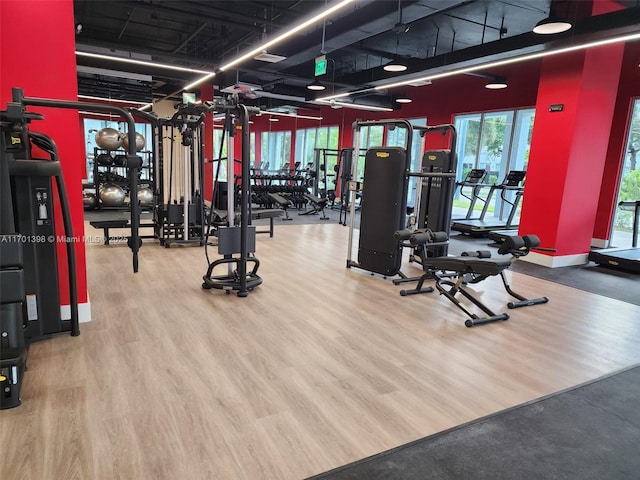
[182,92,196,104]
[315,55,327,76]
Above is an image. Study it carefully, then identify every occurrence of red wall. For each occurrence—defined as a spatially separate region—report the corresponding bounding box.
[1,0,88,308]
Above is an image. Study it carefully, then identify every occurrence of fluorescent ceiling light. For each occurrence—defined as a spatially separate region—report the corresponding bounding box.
[316,31,640,103]
[139,103,153,111]
[261,110,323,121]
[316,91,355,102]
[75,51,212,75]
[184,73,217,92]
[269,116,279,122]
[183,0,354,91]
[395,96,412,103]
[77,65,152,82]
[78,94,149,105]
[318,100,393,112]
[218,0,354,72]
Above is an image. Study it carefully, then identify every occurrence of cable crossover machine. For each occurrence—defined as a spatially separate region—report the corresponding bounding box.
[155,102,208,247]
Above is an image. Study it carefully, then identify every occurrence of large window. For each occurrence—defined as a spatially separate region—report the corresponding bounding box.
[350,120,427,207]
[212,128,228,181]
[261,131,292,171]
[294,126,339,196]
[352,125,385,184]
[454,108,534,218]
[295,126,339,168]
[612,98,640,246]
[386,118,427,208]
[211,129,256,182]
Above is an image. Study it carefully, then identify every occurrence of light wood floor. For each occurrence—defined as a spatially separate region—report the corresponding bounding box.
[3,222,640,480]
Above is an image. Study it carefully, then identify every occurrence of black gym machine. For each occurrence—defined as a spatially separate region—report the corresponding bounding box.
[155,103,208,247]
[345,119,458,278]
[1,91,78,408]
[343,117,547,327]
[202,103,263,297]
[1,88,144,409]
[8,88,144,272]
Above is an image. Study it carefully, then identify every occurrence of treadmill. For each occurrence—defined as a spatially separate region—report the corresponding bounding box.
[588,200,640,273]
[451,170,526,236]
[452,168,489,221]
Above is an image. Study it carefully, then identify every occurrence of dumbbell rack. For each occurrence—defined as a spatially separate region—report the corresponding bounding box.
[93,147,154,210]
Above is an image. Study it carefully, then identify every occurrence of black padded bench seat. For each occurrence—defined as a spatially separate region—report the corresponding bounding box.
[251,209,284,237]
[89,220,155,245]
[422,257,512,275]
[300,193,329,220]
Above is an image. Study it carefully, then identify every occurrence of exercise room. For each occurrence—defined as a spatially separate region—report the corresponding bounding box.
[1,1,639,479]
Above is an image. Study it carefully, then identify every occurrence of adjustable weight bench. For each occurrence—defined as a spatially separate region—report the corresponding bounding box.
[267,192,293,221]
[400,234,549,327]
[300,193,329,220]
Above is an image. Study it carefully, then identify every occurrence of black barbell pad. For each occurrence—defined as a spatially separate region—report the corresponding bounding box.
[431,231,448,243]
[498,235,525,255]
[522,234,540,249]
[410,232,431,245]
[460,250,491,258]
[394,229,412,241]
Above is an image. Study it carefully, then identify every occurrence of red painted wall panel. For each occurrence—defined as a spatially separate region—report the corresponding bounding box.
[1,0,88,307]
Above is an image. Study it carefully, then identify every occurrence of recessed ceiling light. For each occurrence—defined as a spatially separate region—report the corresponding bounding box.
[485,79,508,89]
[383,62,408,72]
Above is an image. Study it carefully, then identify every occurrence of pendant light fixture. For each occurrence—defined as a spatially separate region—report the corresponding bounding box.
[485,76,508,89]
[307,79,326,91]
[383,0,408,73]
[533,4,572,35]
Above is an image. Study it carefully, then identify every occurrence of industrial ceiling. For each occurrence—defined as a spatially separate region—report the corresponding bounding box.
[73,0,640,111]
